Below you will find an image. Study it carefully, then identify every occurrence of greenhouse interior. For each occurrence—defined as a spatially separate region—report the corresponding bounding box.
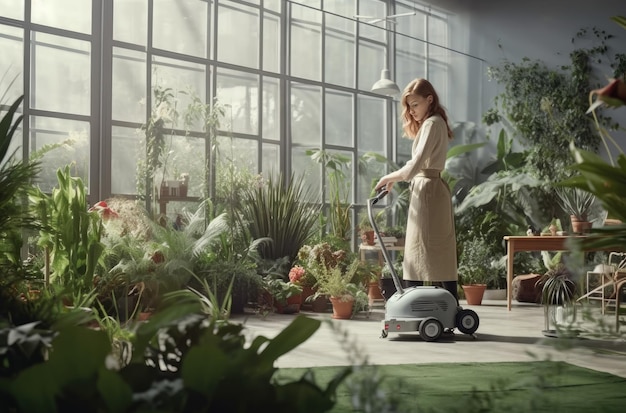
[1,0,626,412]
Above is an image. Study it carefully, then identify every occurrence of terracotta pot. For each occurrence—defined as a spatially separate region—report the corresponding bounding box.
[329,296,354,319]
[138,311,153,321]
[395,237,406,247]
[462,284,487,305]
[275,294,302,314]
[570,215,592,234]
[360,230,375,246]
[368,281,384,301]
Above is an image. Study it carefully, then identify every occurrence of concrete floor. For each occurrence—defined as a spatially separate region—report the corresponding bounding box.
[231,299,626,378]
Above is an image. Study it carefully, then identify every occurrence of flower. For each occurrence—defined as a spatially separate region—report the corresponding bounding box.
[88,200,119,220]
[586,77,626,117]
[288,265,306,284]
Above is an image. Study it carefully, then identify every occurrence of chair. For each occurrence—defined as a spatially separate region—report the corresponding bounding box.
[579,252,626,331]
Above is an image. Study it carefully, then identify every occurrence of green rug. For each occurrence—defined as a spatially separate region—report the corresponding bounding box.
[276,361,626,412]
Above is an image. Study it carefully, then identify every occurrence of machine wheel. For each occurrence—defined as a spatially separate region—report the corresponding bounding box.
[456,309,480,335]
[380,329,388,338]
[418,317,443,342]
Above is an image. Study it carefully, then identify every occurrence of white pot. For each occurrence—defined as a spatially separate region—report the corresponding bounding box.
[483,288,506,300]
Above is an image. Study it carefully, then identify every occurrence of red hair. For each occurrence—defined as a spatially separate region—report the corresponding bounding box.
[400,78,453,140]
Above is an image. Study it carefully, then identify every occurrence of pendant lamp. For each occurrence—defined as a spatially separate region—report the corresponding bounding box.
[371,67,400,96]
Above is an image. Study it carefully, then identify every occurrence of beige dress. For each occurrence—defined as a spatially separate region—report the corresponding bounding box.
[395,115,457,282]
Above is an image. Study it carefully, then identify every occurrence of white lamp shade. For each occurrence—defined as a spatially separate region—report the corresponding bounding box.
[371,68,401,96]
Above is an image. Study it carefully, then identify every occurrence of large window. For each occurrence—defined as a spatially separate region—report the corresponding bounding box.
[0,0,483,227]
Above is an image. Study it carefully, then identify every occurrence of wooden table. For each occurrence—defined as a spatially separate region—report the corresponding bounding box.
[503,235,608,311]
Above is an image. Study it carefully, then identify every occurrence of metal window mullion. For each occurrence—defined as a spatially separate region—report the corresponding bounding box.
[282,0,290,184]
[22,0,32,162]
[144,0,154,213]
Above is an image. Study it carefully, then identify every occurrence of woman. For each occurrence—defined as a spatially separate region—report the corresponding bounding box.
[375,78,458,302]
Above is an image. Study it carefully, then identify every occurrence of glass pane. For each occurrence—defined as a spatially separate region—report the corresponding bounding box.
[111,126,141,195]
[395,2,425,39]
[261,76,279,141]
[290,82,320,146]
[290,4,321,81]
[357,94,384,152]
[31,32,91,115]
[429,63,449,111]
[324,0,354,16]
[31,0,91,34]
[0,0,24,20]
[161,134,206,197]
[396,45,426,90]
[357,149,385,203]
[428,14,448,47]
[218,1,259,69]
[215,68,259,136]
[153,0,208,58]
[325,90,353,147]
[0,25,24,105]
[215,135,258,205]
[325,149,353,203]
[262,143,279,177]
[264,0,281,12]
[291,145,320,200]
[152,56,207,132]
[358,42,383,92]
[262,12,280,72]
[112,47,146,123]
[291,0,320,7]
[356,0,385,42]
[113,0,147,45]
[30,116,89,193]
[325,16,355,88]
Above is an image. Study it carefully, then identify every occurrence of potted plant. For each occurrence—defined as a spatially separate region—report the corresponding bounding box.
[262,275,303,314]
[554,186,596,234]
[296,241,348,312]
[357,210,376,246]
[458,237,492,305]
[536,251,578,337]
[308,257,363,319]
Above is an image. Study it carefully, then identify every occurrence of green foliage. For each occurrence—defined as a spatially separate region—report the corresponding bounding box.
[306,148,354,240]
[486,57,597,181]
[238,172,321,264]
[554,186,596,220]
[560,146,626,252]
[0,310,352,412]
[263,276,303,305]
[458,237,495,285]
[30,166,105,296]
[0,96,41,265]
[539,263,577,306]
[309,257,360,301]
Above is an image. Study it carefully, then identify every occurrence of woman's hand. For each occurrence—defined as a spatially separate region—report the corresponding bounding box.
[375,176,395,193]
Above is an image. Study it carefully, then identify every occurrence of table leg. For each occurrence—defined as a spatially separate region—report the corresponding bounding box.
[507,240,514,311]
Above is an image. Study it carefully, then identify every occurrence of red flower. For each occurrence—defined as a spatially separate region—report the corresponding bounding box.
[89,200,119,219]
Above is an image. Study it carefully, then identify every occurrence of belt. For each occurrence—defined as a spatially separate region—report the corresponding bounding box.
[415,170,441,178]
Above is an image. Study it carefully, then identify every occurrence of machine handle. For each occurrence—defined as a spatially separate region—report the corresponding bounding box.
[372,185,388,205]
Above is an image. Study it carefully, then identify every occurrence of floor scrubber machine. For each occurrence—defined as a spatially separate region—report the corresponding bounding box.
[369,187,479,342]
